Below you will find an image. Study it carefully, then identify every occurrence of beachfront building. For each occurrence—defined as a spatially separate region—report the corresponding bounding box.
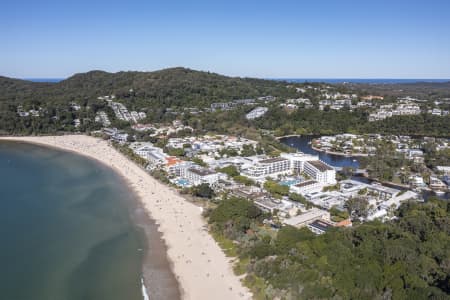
[166,161,194,177]
[254,198,302,216]
[283,208,330,228]
[184,167,221,186]
[134,145,168,165]
[166,160,222,186]
[103,128,129,144]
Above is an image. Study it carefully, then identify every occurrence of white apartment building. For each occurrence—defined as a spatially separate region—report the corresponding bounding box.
[304,160,336,185]
[242,153,337,185]
[290,180,323,195]
[166,161,194,177]
[280,152,318,171]
[134,145,168,165]
[184,167,221,186]
[242,157,291,179]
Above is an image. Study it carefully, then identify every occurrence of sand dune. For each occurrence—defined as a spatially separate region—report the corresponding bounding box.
[0,135,251,300]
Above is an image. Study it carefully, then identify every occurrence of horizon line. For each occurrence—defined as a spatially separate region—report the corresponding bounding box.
[3,67,449,81]
[19,76,450,83]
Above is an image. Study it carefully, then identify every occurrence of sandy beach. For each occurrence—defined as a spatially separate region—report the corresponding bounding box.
[0,135,251,300]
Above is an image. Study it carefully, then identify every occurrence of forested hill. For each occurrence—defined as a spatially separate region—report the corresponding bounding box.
[0,76,54,101]
[0,68,293,107]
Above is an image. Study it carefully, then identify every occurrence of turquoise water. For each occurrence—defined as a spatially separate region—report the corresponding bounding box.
[275,78,450,84]
[0,142,145,300]
[279,179,300,186]
[175,178,190,187]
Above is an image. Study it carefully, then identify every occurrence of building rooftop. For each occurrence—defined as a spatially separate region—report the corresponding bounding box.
[259,157,289,164]
[254,198,280,209]
[294,180,319,188]
[367,183,400,195]
[147,150,167,161]
[165,157,183,166]
[188,167,217,176]
[283,208,328,227]
[306,160,334,171]
[308,220,334,232]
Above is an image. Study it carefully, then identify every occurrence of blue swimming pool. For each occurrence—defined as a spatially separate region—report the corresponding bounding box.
[280,179,301,186]
[176,178,191,187]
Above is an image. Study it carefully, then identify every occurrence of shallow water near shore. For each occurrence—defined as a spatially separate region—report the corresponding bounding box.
[0,141,179,300]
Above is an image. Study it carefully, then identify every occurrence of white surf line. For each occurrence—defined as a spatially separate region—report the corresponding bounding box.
[141,277,150,300]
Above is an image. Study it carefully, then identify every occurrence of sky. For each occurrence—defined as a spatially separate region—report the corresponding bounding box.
[2,0,450,79]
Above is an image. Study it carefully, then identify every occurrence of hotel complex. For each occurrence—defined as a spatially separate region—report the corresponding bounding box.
[242,152,336,185]
[127,134,421,227]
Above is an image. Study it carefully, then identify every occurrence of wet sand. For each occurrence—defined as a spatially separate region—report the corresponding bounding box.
[128,194,181,300]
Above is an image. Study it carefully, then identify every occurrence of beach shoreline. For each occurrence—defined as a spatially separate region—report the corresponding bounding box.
[0,135,252,300]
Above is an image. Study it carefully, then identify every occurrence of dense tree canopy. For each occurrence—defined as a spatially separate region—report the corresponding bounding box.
[208,197,450,299]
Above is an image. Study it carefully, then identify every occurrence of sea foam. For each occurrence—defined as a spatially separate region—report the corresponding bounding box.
[141,278,150,300]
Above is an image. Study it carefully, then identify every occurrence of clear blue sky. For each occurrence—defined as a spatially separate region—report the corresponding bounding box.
[2,0,450,79]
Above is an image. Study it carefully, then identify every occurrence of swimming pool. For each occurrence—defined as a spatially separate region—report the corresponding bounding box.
[176,178,191,187]
[280,179,301,186]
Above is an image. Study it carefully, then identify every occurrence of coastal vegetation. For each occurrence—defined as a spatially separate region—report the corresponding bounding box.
[207,196,450,299]
[253,107,450,137]
[0,68,297,106]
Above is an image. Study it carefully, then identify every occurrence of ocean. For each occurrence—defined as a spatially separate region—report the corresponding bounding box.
[0,142,178,300]
[274,78,450,84]
[24,78,64,83]
[25,78,450,84]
